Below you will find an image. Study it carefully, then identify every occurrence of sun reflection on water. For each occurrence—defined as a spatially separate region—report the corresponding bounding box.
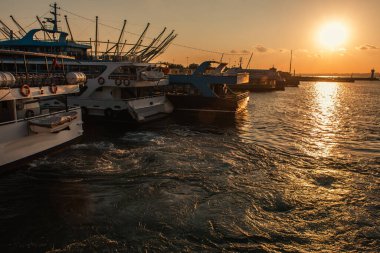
[310,82,340,157]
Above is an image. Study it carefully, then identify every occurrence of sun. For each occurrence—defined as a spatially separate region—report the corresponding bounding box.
[318,22,348,50]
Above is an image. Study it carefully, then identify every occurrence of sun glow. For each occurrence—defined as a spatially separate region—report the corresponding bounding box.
[318,22,348,50]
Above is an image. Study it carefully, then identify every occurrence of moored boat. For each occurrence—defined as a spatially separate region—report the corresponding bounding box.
[0,50,85,168]
[167,61,250,113]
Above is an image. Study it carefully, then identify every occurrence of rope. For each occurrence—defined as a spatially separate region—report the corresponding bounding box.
[59,8,249,56]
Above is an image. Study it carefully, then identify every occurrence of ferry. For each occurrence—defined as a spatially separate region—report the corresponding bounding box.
[167,61,250,113]
[0,3,176,123]
[0,50,85,168]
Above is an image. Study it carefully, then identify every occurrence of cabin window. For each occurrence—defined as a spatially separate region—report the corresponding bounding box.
[109,66,137,80]
[166,84,200,95]
[0,101,15,123]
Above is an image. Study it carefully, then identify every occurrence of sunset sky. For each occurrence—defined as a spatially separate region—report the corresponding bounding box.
[0,0,379,73]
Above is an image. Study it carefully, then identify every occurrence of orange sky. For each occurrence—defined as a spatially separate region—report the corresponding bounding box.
[0,0,379,73]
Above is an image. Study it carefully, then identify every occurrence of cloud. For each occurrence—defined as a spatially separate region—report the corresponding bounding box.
[254,45,268,53]
[356,44,378,50]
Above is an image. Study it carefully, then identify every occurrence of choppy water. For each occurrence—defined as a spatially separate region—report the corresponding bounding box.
[0,81,379,252]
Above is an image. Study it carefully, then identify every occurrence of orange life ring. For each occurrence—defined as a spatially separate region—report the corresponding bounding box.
[49,84,58,94]
[98,77,105,85]
[20,84,30,97]
[123,79,130,86]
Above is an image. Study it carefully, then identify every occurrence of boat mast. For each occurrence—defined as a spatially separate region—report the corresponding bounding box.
[114,20,127,57]
[9,15,26,36]
[45,3,60,40]
[245,52,253,69]
[126,23,150,58]
[136,27,166,59]
[95,16,98,59]
[289,49,293,75]
[51,3,59,32]
[64,15,74,41]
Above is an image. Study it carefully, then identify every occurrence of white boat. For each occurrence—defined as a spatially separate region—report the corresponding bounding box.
[0,50,85,168]
[67,62,174,123]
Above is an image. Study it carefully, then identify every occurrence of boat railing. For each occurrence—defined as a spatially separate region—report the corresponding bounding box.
[0,73,68,88]
[122,94,166,102]
[0,106,80,126]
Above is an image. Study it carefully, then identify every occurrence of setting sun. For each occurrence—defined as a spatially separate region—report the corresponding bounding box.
[318,22,348,50]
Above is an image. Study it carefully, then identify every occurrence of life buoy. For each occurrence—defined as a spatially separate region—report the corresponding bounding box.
[98,77,105,85]
[20,84,30,97]
[115,79,122,86]
[50,84,58,94]
[123,79,130,86]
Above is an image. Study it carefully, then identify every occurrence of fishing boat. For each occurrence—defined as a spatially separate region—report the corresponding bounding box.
[0,3,176,123]
[167,61,250,113]
[0,50,85,168]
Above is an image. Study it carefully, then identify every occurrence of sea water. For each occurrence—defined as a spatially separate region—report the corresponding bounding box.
[0,81,379,252]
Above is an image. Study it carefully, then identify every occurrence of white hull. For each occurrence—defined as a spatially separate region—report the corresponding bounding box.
[0,108,83,167]
[127,96,173,122]
[69,95,173,122]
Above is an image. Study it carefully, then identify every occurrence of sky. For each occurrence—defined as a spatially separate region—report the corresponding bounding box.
[0,0,379,74]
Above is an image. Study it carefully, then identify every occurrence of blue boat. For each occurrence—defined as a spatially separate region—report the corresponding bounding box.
[167,61,250,113]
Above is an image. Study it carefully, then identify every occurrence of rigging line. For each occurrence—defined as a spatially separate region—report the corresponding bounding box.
[23,11,50,29]
[170,43,250,56]
[60,8,130,37]
[60,7,249,56]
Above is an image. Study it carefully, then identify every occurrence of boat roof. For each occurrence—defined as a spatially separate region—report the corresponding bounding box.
[0,28,91,50]
[0,49,75,59]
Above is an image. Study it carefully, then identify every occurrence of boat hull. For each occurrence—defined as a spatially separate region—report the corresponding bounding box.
[70,95,173,123]
[0,108,83,168]
[167,93,249,113]
[229,83,277,92]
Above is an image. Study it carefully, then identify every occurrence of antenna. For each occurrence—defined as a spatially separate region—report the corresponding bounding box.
[64,15,74,41]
